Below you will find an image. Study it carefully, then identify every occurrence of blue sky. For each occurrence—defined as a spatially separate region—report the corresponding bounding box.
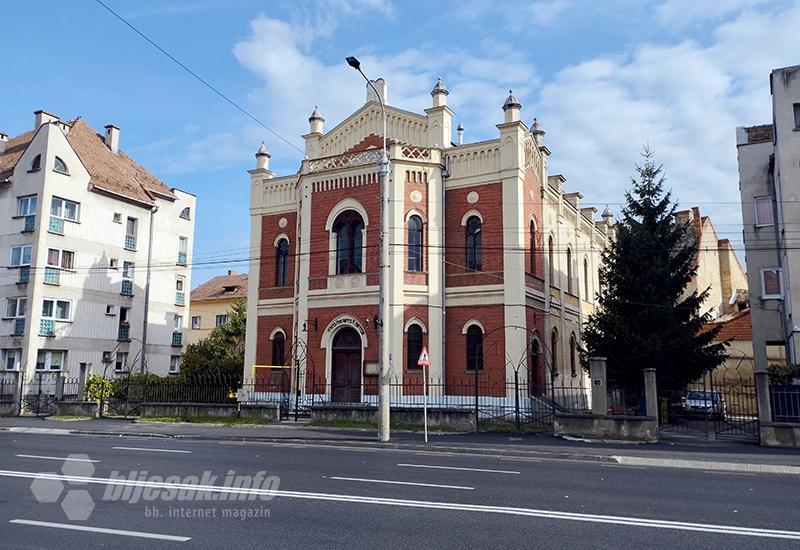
[2,0,798,284]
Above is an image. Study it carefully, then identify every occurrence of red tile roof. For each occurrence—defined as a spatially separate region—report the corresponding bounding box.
[0,129,35,181]
[191,272,248,301]
[700,309,752,342]
[743,124,773,144]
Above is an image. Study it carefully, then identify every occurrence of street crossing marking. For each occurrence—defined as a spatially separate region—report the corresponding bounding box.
[328,476,474,490]
[15,454,100,463]
[112,446,191,454]
[397,463,520,475]
[2,470,799,541]
[10,519,190,542]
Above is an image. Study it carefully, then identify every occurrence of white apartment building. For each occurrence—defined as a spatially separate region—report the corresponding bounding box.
[0,110,195,382]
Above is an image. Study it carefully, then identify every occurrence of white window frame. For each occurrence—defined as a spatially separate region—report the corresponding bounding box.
[176,276,185,292]
[114,352,128,373]
[191,316,201,329]
[169,355,181,374]
[3,348,21,371]
[122,261,135,280]
[174,314,183,330]
[36,349,65,371]
[41,298,71,321]
[46,248,75,270]
[50,196,80,222]
[760,268,783,299]
[5,297,26,319]
[106,305,116,316]
[754,196,774,227]
[10,245,32,267]
[216,314,228,327]
[17,195,37,217]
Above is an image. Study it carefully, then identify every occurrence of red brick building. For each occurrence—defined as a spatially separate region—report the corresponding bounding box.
[244,79,613,405]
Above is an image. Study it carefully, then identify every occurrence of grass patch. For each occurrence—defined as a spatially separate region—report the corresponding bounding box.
[47,415,94,421]
[137,415,272,426]
[308,419,468,433]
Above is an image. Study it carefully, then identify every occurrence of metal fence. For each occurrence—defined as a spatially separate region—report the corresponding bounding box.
[770,385,800,423]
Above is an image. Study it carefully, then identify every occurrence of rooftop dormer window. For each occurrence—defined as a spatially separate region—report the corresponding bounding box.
[223,285,238,293]
[180,207,191,220]
[53,156,69,175]
[29,155,41,172]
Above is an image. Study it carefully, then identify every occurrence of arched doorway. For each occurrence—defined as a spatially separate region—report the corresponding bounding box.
[331,328,362,402]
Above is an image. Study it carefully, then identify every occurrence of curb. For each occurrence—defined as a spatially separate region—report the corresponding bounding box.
[611,455,800,475]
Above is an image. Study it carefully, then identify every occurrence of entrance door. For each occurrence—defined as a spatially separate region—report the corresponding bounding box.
[331,328,362,403]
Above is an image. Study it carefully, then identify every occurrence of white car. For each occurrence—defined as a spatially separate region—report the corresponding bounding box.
[681,390,726,418]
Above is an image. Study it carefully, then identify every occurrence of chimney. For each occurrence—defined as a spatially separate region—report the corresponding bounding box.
[104,124,120,154]
[34,109,59,130]
[0,133,8,154]
[366,78,388,105]
[456,122,464,145]
[227,269,236,276]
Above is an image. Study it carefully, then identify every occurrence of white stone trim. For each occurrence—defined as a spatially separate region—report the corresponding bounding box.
[273,233,290,247]
[460,209,483,226]
[461,318,486,335]
[404,317,428,333]
[324,197,370,230]
[405,208,427,223]
[269,327,286,341]
[320,314,369,349]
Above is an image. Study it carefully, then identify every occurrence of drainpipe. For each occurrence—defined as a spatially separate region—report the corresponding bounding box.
[441,155,449,380]
[140,205,158,372]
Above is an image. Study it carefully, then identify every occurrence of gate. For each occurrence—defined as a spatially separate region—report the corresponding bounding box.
[658,361,759,441]
[21,373,58,416]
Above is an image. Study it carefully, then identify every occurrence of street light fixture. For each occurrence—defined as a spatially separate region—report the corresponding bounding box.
[346,56,391,441]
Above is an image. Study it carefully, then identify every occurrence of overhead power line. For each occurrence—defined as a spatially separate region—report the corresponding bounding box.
[93,0,305,156]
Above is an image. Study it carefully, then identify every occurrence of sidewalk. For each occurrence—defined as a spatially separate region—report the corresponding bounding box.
[1,416,798,473]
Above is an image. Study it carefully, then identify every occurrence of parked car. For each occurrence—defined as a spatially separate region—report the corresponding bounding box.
[681,390,726,418]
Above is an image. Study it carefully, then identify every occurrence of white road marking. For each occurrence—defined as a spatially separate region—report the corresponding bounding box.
[112,446,191,454]
[397,463,520,475]
[1,470,798,540]
[15,454,100,463]
[10,519,190,542]
[327,476,474,490]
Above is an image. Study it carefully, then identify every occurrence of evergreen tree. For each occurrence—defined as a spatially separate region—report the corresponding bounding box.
[583,151,727,391]
[180,299,247,382]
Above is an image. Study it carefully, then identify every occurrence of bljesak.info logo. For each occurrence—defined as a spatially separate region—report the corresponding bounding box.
[29,453,280,521]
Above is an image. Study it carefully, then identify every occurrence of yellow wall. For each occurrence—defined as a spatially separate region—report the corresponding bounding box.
[188,299,239,345]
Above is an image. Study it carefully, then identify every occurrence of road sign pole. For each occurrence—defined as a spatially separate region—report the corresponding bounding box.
[423,362,428,443]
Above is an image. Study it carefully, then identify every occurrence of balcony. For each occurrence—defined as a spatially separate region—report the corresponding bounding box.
[121,280,133,296]
[124,234,137,251]
[117,325,130,342]
[13,318,24,336]
[39,319,55,337]
[22,215,35,233]
[17,266,30,284]
[171,331,183,347]
[43,267,60,285]
[175,291,185,306]
[177,253,187,266]
[48,216,64,235]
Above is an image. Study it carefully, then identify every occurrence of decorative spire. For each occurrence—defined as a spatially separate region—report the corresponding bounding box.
[602,205,614,224]
[256,141,271,158]
[502,89,521,111]
[308,105,324,122]
[531,117,544,135]
[456,122,464,145]
[431,76,449,96]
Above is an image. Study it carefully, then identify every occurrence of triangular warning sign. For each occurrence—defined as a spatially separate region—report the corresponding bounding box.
[417,346,431,367]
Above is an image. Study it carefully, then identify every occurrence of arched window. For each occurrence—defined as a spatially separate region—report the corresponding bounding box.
[272,331,285,366]
[548,235,555,284]
[406,324,423,370]
[334,211,364,274]
[569,333,577,377]
[407,215,423,272]
[180,207,191,220]
[466,325,484,371]
[583,257,590,301]
[551,329,559,377]
[566,247,573,294]
[53,156,68,175]
[465,216,482,272]
[529,219,537,274]
[30,154,41,172]
[275,238,289,286]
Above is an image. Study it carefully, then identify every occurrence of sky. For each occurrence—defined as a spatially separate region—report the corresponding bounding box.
[2,0,799,286]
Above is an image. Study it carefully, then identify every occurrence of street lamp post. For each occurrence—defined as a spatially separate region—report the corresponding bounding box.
[346,56,391,442]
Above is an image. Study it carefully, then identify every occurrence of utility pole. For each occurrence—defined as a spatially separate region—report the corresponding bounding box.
[346,56,391,441]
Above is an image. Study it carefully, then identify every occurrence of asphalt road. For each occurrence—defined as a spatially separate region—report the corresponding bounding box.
[0,432,798,549]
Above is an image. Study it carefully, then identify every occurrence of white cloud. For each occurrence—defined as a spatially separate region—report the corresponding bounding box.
[536,2,800,254]
[655,0,772,29]
[526,0,572,25]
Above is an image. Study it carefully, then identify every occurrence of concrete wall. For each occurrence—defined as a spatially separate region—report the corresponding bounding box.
[554,412,658,442]
[760,422,800,448]
[136,402,278,422]
[311,404,476,432]
[55,401,98,417]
